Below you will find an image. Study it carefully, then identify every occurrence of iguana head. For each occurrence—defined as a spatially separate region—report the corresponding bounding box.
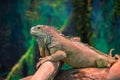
[31,25,59,56]
[31,25,47,38]
[31,25,60,38]
[31,25,54,57]
[30,25,59,44]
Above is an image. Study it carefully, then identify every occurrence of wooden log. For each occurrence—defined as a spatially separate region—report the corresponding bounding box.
[55,68,108,80]
[32,61,61,80]
[21,75,32,80]
[21,61,61,80]
[21,61,120,80]
[21,68,109,80]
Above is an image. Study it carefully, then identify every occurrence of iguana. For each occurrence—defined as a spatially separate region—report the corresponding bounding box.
[30,25,117,69]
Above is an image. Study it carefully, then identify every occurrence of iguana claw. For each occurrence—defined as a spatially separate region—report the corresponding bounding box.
[36,56,51,69]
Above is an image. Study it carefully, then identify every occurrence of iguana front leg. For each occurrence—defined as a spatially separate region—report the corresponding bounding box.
[36,50,66,68]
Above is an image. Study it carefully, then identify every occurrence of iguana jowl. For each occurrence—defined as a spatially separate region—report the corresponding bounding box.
[30,25,117,68]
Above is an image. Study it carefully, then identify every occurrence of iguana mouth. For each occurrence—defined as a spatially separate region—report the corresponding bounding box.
[30,27,38,37]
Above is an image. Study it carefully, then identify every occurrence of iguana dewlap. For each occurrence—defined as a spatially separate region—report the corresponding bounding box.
[30,25,117,68]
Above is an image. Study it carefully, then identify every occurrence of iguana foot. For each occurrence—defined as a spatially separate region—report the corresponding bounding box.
[36,50,66,69]
[36,56,51,69]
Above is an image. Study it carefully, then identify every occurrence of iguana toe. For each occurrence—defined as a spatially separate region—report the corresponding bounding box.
[36,56,51,69]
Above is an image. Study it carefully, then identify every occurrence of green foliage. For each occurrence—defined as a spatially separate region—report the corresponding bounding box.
[91,0,114,53]
[61,63,72,70]
[25,0,72,29]
[72,0,92,44]
[114,0,120,16]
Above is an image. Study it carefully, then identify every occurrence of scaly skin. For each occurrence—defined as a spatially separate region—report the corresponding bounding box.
[30,25,117,68]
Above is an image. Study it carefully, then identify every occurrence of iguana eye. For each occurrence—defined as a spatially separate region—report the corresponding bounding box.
[37,26,41,29]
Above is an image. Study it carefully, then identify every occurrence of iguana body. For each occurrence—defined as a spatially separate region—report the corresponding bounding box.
[30,25,117,68]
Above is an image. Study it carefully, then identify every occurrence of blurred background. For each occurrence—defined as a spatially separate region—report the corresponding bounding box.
[0,0,120,79]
